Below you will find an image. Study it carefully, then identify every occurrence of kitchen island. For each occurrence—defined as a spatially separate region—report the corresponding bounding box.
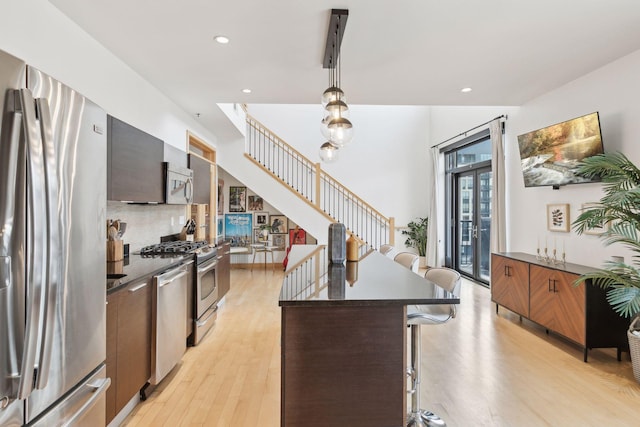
[279,246,460,427]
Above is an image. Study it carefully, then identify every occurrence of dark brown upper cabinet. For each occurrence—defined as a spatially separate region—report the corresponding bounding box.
[107,115,165,203]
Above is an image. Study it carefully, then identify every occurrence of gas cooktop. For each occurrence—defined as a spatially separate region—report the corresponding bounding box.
[139,240,209,256]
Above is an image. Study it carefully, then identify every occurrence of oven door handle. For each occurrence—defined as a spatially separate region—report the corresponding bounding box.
[197,259,217,274]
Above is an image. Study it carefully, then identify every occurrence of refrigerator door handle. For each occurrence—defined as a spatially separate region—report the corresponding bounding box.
[0,93,23,403]
[34,97,61,390]
[16,88,48,400]
[60,377,111,427]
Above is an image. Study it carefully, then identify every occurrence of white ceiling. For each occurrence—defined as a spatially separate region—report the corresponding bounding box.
[51,0,640,118]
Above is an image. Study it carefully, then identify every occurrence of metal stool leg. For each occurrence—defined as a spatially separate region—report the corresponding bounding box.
[407,324,446,427]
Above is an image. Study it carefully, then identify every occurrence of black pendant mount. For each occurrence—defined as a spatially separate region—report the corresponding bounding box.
[323,9,349,69]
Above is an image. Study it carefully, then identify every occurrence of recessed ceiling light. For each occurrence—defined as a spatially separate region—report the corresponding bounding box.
[242,88,252,94]
[461,87,473,93]
[214,35,229,44]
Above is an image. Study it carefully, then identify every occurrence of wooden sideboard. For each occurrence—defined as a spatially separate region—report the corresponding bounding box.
[491,252,629,362]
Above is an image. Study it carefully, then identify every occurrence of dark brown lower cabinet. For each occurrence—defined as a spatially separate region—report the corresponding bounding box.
[491,252,628,361]
[106,277,153,423]
[281,305,406,426]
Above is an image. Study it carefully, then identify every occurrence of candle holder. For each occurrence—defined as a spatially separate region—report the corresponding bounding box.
[536,247,543,261]
[542,247,550,263]
[553,252,566,265]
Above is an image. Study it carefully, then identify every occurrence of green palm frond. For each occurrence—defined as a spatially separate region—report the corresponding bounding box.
[606,287,640,318]
[572,152,640,318]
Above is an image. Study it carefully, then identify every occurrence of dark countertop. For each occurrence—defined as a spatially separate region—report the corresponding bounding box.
[106,253,193,293]
[493,252,600,275]
[279,245,460,307]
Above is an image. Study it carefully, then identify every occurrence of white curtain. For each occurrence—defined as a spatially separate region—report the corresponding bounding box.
[489,119,506,253]
[427,146,443,267]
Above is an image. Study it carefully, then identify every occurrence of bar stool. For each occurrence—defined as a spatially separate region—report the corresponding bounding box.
[380,244,397,259]
[394,252,420,273]
[406,267,461,427]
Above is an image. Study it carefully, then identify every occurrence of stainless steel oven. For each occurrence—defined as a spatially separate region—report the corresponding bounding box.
[193,252,218,345]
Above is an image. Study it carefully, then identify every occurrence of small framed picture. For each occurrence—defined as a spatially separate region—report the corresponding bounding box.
[272,234,286,250]
[248,195,263,211]
[581,203,609,235]
[253,211,269,227]
[229,186,246,212]
[547,203,570,232]
[269,215,287,234]
[289,227,306,245]
[253,227,270,243]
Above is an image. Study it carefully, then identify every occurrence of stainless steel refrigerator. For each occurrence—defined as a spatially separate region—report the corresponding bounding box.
[0,49,108,426]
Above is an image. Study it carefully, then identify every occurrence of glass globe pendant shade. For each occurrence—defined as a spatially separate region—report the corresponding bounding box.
[320,115,332,139]
[321,86,346,107]
[319,142,339,163]
[327,117,354,147]
[324,99,349,119]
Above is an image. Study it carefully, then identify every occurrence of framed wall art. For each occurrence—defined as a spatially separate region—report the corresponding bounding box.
[229,186,246,212]
[547,203,570,232]
[289,227,306,245]
[269,215,287,234]
[224,213,252,247]
[248,195,263,211]
[253,211,269,228]
[581,202,609,235]
[272,234,286,250]
[253,227,270,243]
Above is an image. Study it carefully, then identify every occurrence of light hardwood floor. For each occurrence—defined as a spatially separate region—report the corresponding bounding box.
[123,268,640,427]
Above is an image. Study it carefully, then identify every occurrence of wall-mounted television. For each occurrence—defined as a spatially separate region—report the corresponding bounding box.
[517,112,604,188]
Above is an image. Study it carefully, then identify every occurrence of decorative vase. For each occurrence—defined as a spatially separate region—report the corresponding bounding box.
[328,223,346,264]
[346,234,358,262]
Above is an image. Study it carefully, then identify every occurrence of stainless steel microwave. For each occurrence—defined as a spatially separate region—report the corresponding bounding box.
[165,162,193,204]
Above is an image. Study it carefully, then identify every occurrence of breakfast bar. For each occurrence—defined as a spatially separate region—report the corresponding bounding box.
[279,246,460,427]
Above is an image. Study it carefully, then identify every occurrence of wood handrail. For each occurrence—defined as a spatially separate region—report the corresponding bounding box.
[246,114,313,167]
[285,245,326,273]
[318,168,390,223]
[245,114,395,247]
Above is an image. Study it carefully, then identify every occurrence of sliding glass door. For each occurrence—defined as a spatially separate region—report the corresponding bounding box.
[443,129,493,285]
[454,167,492,283]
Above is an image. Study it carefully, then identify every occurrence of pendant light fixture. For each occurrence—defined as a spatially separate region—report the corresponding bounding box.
[319,142,339,163]
[319,9,352,161]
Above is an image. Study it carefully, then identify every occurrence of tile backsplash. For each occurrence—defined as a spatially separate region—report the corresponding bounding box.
[107,201,188,251]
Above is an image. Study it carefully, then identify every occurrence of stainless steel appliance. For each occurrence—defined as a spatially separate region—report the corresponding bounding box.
[139,240,218,346]
[0,49,108,426]
[164,162,193,204]
[193,248,218,345]
[150,260,193,385]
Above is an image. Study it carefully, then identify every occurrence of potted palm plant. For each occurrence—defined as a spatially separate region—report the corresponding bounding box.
[402,217,428,268]
[572,152,640,383]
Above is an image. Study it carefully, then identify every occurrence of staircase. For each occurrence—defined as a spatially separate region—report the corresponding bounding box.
[244,114,394,249]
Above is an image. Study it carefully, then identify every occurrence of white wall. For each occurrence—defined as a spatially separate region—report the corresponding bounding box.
[248,104,434,248]
[0,0,217,150]
[506,48,640,267]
